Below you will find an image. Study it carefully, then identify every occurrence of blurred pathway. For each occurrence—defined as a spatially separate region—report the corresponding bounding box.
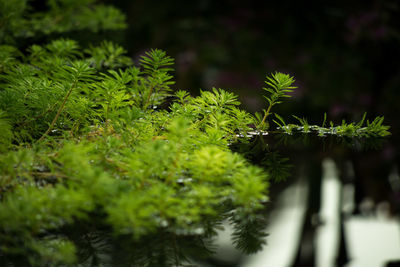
[241,173,308,267]
[344,217,400,267]
[239,158,400,267]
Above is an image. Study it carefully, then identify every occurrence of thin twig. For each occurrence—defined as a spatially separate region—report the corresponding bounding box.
[143,84,154,109]
[259,103,272,128]
[38,80,77,141]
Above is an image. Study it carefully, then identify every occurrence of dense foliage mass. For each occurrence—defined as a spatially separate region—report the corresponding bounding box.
[0,0,390,266]
[0,38,273,265]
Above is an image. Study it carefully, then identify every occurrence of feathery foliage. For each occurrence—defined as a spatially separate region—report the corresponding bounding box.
[0,1,390,266]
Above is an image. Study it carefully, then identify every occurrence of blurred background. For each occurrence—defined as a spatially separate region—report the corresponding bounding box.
[28,0,400,266]
[103,0,400,266]
[105,0,400,123]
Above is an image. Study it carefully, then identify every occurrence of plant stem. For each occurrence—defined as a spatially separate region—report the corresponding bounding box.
[105,104,110,136]
[38,80,77,141]
[143,85,154,109]
[259,103,272,128]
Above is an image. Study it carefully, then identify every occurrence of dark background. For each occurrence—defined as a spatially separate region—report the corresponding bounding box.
[104,0,399,123]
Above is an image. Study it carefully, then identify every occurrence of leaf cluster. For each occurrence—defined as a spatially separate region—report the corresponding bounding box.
[263,72,296,107]
[270,112,390,138]
[258,72,296,129]
[170,88,255,137]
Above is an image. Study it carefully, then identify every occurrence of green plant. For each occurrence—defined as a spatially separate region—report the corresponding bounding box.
[258,73,390,138]
[0,1,390,266]
[259,72,296,129]
[0,0,126,44]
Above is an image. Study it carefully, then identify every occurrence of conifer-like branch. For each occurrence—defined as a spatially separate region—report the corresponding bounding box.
[259,72,296,128]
